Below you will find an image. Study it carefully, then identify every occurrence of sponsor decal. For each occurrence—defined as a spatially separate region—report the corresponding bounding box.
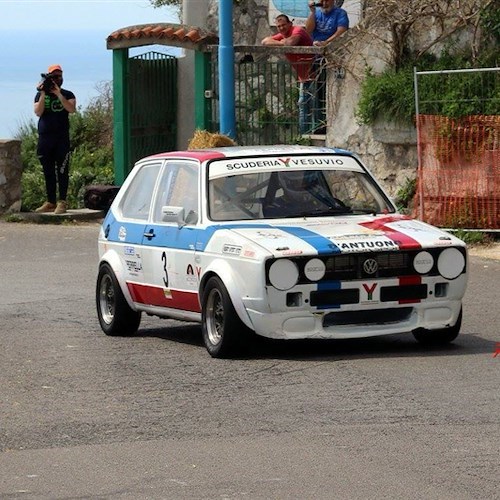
[338,240,397,251]
[222,244,242,255]
[362,283,377,300]
[433,240,454,247]
[125,259,142,275]
[224,157,346,171]
[163,289,172,299]
[186,264,202,283]
[124,246,135,256]
[413,251,434,274]
[304,258,325,281]
[118,226,127,242]
[281,249,303,256]
[334,231,384,240]
[256,230,283,239]
[243,249,256,258]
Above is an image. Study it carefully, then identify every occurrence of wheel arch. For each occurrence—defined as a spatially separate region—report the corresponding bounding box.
[98,249,138,312]
[199,260,254,331]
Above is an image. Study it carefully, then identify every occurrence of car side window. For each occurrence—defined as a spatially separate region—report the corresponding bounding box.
[120,162,162,220]
[153,161,199,223]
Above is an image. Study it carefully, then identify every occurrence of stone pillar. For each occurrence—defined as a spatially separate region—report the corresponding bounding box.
[177,0,208,149]
[0,140,22,214]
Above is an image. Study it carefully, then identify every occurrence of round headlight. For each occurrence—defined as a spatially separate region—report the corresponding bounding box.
[437,248,465,280]
[304,258,326,281]
[269,259,299,290]
[413,251,434,274]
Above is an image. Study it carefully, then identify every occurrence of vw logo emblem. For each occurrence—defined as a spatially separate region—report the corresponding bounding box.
[363,258,378,275]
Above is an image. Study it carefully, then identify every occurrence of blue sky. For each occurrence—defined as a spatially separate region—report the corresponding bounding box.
[0,0,179,138]
[0,0,178,32]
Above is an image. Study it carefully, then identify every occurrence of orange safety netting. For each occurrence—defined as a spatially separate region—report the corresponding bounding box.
[413,114,500,229]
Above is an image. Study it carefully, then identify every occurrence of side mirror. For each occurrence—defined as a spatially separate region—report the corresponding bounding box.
[161,206,198,226]
[161,206,185,223]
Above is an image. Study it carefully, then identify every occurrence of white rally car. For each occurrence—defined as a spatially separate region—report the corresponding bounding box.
[96,145,468,357]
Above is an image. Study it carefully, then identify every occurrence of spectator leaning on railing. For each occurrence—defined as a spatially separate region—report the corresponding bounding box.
[262,14,316,134]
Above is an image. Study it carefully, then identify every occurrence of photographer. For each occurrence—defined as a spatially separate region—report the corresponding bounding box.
[34,64,76,214]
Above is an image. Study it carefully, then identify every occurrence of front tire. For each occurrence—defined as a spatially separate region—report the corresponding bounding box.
[413,308,462,346]
[96,263,141,336]
[201,276,250,358]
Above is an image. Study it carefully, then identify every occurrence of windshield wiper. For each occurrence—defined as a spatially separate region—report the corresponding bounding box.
[350,208,379,215]
[294,206,353,217]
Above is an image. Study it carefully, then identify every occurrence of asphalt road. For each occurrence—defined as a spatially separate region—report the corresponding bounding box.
[0,221,499,499]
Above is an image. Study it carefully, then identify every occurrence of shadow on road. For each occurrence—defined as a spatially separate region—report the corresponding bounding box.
[134,323,497,361]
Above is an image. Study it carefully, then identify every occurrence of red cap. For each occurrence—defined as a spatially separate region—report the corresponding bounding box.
[48,64,63,73]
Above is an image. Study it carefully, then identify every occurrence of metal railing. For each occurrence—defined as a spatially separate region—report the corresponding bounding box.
[206,45,327,145]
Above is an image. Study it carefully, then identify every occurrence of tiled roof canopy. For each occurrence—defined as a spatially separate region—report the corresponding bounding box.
[107,23,219,51]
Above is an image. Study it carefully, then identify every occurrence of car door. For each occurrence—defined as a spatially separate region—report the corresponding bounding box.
[114,160,162,291]
[140,160,202,312]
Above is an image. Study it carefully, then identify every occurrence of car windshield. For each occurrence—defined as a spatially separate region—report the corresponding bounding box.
[207,155,395,221]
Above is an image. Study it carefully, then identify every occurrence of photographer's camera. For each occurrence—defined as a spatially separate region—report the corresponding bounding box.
[38,73,55,92]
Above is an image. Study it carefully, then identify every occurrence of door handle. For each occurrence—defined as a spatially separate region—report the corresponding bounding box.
[143,229,156,240]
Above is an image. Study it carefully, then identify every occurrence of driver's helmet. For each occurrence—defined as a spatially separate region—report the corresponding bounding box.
[278,170,306,196]
[278,170,317,202]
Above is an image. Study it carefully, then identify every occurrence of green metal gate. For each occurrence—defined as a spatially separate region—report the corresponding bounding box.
[129,51,177,165]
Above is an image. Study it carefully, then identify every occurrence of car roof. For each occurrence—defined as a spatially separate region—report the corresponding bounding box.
[141,145,354,163]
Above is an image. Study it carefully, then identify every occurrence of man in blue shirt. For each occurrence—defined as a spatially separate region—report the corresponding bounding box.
[305,0,349,134]
[306,0,349,46]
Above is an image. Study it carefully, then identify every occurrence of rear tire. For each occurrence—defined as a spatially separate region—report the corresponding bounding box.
[96,263,141,336]
[201,276,251,358]
[413,308,462,346]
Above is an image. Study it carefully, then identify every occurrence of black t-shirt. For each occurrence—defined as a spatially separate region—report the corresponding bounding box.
[34,88,75,136]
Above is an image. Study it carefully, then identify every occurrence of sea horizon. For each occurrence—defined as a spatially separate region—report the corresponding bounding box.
[0,28,178,139]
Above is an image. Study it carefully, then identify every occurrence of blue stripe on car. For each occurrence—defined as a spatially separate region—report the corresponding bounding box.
[103,213,341,256]
[277,226,341,255]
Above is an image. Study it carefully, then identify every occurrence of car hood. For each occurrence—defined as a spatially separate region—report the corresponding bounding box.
[225,214,464,258]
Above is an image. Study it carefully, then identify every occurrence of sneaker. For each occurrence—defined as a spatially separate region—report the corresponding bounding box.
[35,201,57,213]
[54,200,68,215]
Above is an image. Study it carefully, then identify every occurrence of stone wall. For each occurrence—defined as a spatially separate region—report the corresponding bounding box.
[0,140,22,214]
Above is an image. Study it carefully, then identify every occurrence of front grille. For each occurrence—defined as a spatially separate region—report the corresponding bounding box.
[265,247,467,286]
[323,307,413,327]
[291,250,441,283]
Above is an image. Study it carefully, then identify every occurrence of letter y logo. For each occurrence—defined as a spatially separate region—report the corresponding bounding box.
[362,283,377,300]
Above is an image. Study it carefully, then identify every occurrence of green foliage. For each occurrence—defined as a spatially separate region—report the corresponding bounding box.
[356,0,499,127]
[20,83,115,211]
[451,229,493,246]
[356,48,499,126]
[355,66,415,125]
[394,177,416,213]
[480,2,500,45]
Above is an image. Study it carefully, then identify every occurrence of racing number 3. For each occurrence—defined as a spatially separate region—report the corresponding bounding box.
[161,251,169,287]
